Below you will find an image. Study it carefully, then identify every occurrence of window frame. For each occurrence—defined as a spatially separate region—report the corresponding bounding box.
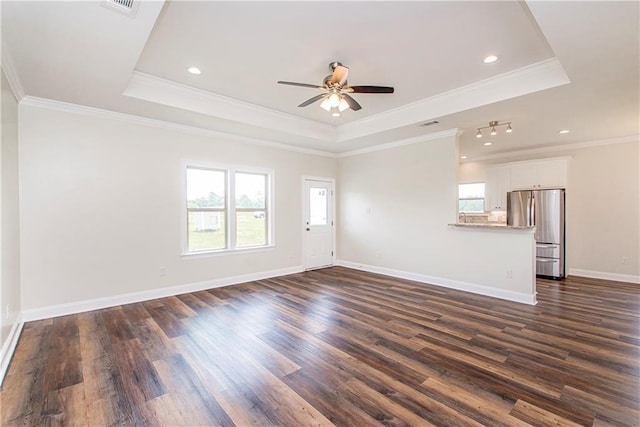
[458,182,486,213]
[182,161,274,257]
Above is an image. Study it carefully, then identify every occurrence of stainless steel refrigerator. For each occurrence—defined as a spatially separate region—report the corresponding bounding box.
[507,189,566,279]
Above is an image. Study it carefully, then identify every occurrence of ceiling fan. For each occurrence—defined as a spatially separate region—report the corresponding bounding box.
[277,61,394,114]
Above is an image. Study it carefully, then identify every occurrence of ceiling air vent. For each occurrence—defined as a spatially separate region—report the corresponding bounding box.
[420,120,439,127]
[102,0,138,17]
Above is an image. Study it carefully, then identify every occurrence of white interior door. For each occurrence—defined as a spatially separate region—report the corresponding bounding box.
[303,178,334,270]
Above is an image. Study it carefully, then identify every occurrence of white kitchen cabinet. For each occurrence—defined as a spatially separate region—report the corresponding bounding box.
[485,166,511,211]
[510,159,567,190]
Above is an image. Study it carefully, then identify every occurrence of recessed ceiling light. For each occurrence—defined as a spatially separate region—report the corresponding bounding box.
[559,129,570,134]
[460,156,468,159]
[483,55,498,64]
[187,67,201,75]
[332,112,340,117]
[484,142,493,146]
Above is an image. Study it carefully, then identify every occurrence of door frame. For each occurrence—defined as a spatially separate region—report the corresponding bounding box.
[301,176,336,270]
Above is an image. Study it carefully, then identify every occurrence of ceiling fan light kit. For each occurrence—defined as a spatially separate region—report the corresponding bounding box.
[476,120,513,138]
[277,61,394,115]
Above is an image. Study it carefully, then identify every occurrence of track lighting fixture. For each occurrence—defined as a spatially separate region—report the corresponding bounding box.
[476,121,513,138]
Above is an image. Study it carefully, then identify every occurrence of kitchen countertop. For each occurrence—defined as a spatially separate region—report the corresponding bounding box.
[448,223,535,230]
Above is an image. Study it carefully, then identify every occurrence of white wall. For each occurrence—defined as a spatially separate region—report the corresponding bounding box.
[459,139,640,282]
[17,101,635,317]
[1,70,22,361]
[337,134,536,304]
[18,104,336,313]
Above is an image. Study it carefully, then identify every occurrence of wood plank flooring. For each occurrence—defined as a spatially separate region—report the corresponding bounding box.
[1,267,638,426]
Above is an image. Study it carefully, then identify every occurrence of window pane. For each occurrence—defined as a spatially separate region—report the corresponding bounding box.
[236,210,266,247]
[188,211,226,251]
[459,183,485,198]
[236,172,266,208]
[459,199,485,212]
[187,168,225,208]
[309,187,328,225]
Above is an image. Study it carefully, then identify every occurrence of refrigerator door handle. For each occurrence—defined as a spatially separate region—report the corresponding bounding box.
[529,195,535,227]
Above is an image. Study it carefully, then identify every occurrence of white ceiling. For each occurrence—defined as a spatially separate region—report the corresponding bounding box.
[2,1,638,158]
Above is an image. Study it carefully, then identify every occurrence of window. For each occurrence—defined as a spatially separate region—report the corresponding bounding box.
[235,172,267,248]
[458,183,485,213]
[187,168,226,252]
[185,165,271,254]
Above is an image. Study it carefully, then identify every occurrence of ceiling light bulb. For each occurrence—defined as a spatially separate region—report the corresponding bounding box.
[332,112,340,117]
[328,94,341,108]
[506,124,513,133]
[187,67,201,75]
[320,97,332,111]
[484,142,493,146]
[490,126,497,136]
[483,55,498,64]
[460,156,468,160]
[559,129,570,134]
[476,129,482,138]
[338,98,350,112]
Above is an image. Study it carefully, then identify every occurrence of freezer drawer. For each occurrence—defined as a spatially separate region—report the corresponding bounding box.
[536,257,562,278]
[536,243,561,259]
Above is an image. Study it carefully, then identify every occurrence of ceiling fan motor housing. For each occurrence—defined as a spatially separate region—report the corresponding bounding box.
[323,75,346,88]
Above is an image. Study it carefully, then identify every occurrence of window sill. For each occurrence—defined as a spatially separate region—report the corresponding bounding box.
[181,244,276,260]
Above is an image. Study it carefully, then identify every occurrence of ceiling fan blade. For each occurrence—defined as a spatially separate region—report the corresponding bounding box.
[298,94,326,107]
[348,85,395,94]
[342,94,362,111]
[330,65,349,86]
[277,81,322,89]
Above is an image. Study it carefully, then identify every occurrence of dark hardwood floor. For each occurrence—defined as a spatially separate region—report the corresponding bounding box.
[1,267,638,426]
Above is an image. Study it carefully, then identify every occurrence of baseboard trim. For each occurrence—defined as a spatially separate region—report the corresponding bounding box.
[22,266,304,322]
[337,260,537,305]
[0,313,25,386]
[568,268,640,284]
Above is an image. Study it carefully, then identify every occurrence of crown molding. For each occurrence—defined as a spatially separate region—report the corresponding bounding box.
[123,71,337,143]
[18,94,632,162]
[337,57,570,143]
[20,96,338,158]
[1,43,26,102]
[461,134,639,163]
[337,128,461,158]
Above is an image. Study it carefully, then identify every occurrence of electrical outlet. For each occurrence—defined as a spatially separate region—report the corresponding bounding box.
[621,256,629,264]
[506,270,513,279]
[159,267,167,277]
